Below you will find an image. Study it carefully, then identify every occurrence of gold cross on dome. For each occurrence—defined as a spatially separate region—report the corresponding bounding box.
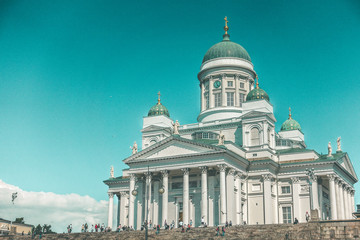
[224,16,229,34]
[157,91,161,104]
[289,107,292,119]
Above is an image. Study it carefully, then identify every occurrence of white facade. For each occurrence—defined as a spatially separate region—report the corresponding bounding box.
[104,28,357,230]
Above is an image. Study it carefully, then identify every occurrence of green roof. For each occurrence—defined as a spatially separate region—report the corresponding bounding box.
[148,102,170,117]
[277,148,314,154]
[281,118,301,131]
[202,34,251,63]
[246,82,270,102]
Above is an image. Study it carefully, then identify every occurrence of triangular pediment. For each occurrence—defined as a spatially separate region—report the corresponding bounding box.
[338,153,357,180]
[242,111,276,121]
[123,135,225,164]
[141,125,171,132]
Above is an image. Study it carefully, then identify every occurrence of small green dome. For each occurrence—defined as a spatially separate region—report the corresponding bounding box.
[246,82,270,102]
[280,109,301,131]
[202,34,251,63]
[148,94,170,117]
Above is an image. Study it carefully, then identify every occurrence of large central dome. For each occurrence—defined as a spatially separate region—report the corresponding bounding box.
[202,34,251,63]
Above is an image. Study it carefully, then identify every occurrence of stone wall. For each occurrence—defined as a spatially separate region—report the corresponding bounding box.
[2,220,360,240]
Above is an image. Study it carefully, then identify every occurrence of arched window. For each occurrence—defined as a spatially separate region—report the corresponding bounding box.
[250,128,260,146]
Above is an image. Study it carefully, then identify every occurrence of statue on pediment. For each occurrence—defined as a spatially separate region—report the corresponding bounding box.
[172,120,180,135]
[132,141,138,154]
[218,131,225,145]
[110,166,114,178]
[337,137,341,152]
[328,141,332,157]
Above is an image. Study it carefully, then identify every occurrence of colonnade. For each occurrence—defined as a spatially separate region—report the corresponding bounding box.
[106,172,355,229]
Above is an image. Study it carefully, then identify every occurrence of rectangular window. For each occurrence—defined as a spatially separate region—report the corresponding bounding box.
[215,93,221,107]
[239,93,245,106]
[189,181,197,188]
[282,207,292,223]
[227,92,234,106]
[203,132,209,139]
[172,182,183,189]
[227,81,233,87]
[281,186,291,194]
[240,82,245,88]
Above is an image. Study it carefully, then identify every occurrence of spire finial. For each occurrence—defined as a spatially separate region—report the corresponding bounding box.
[157,91,161,104]
[256,76,259,89]
[224,16,229,35]
[289,107,292,119]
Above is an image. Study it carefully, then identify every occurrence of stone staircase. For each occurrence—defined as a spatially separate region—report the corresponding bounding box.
[2,220,360,240]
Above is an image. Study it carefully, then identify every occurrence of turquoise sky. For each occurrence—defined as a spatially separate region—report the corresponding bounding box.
[1,0,360,204]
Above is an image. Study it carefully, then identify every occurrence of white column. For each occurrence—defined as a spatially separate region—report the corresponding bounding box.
[161,170,169,226]
[311,176,319,212]
[235,75,240,107]
[107,192,114,229]
[235,173,242,225]
[128,174,136,228]
[347,188,353,218]
[328,174,337,220]
[119,192,127,225]
[221,74,226,107]
[153,181,159,226]
[291,177,301,221]
[338,180,345,219]
[136,183,143,230]
[208,173,215,226]
[200,167,208,225]
[226,169,235,222]
[274,180,279,224]
[344,186,350,219]
[218,164,227,224]
[263,174,273,224]
[318,181,323,220]
[201,82,204,111]
[243,178,248,224]
[117,193,120,226]
[335,178,341,219]
[182,168,190,225]
[351,190,355,213]
[175,199,178,228]
[209,76,214,108]
[342,184,348,219]
[146,173,152,223]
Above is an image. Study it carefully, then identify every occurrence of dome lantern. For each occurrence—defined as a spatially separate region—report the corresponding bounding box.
[148,92,170,117]
[280,107,301,131]
[246,77,270,102]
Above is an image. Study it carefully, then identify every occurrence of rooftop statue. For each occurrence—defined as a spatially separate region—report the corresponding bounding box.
[337,137,341,152]
[328,142,332,157]
[172,120,180,135]
[132,141,138,155]
[218,131,225,145]
[110,166,114,178]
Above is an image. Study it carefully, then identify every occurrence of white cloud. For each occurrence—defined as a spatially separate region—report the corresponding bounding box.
[0,179,109,233]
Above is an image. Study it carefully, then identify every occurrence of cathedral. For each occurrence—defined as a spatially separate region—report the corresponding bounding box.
[104,19,357,230]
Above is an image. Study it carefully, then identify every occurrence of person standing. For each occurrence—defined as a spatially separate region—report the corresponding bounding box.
[305,211,310,222]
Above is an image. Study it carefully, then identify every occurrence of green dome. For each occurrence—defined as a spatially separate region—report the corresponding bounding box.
[202,34,251,63]
[280,110,301,131]
[148,103,170,117]
[246,82,270,102]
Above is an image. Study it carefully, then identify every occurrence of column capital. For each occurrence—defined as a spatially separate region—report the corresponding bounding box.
[108,192,114,198]
[262,174,273,181]
[181,168,190,175]
[309,175,318,183]
[120,191,127,197]
[291,177,300,183]
[161,170,169,178]
[130,173,137,181]
[234,172,243,179]
[217,164,227,172]
[199,166,208,174]
[227,168,236,176]
[334,177,340,184]
[350,189,355,196]
[221,73,226,79]
[337,179,343,186]
[327,174,336,181]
